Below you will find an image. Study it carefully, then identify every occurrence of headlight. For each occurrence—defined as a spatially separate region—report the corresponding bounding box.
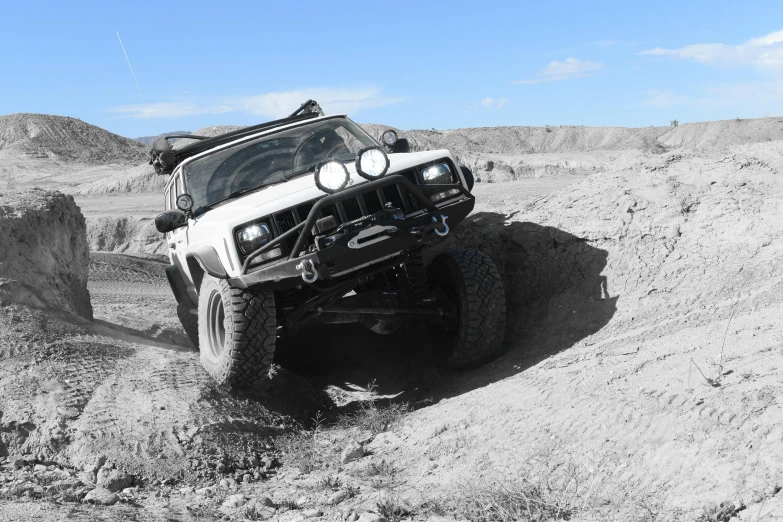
[355,146,390,180]
[421,163,453,184]
[381,129,398,146]
[421,162,460,202]
[237,223,272,254]
[314,160,349,194]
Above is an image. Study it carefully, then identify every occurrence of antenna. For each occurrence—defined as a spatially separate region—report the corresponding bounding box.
[116,31,159,134]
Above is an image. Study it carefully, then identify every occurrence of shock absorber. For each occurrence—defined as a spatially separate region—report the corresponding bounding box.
[404,247,430,304]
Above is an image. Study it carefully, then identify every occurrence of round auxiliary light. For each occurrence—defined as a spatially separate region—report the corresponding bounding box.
[381,129,398,146]
[314,160,350,194]
[176,193,194,212]
[355,146,390,180]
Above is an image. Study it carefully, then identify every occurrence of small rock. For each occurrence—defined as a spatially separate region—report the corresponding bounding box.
[123,487,139,495]
[341,441,365,464]
[96,469,133,492]
[242,473,252,483]
[83,456,107,474]
[222,493,248,508]
[33,464,47,472]
[358,513,386,522]
[178,486,194,495]
[347,513,359,522]
[83,487,120,506]
[327,489,351,505]
[77,471,96,485]
[10,456,25,469]
[303,508,323,518]
[196,486,216,496]
[258,496,275,507]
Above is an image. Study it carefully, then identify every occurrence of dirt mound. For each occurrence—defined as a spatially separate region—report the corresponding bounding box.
[362,117,783,183]
[0,189,92,319]
[0,114,146,165]
[394,141,783,512]
[70,163,166,195]
[86,216,166,257]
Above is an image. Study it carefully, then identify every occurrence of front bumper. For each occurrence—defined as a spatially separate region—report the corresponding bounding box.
[228,175,474,290]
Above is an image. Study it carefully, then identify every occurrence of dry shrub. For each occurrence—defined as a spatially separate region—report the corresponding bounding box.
[338,381,411,435]
[376,494,415,522]
[278,412,326,474]
[447,451,609,522]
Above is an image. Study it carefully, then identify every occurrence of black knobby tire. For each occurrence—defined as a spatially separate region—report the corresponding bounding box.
[176,303,200,350]
[197,274,277,387]
[428,249,506,368]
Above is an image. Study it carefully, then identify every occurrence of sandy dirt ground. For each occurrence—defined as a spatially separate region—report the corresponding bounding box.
[1,115,782,521]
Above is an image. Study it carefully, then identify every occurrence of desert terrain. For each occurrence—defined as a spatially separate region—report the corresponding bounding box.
[0,113,781,522]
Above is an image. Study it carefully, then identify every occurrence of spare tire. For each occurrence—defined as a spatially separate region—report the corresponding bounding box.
[197,275,277,387]
[428,249,505,368]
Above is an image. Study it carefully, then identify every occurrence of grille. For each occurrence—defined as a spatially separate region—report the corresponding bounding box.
[239,161,456,262]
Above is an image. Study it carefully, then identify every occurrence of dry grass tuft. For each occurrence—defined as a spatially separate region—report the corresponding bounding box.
[338,381,411,436]
[376,494,415,522]
[440,452,609,522]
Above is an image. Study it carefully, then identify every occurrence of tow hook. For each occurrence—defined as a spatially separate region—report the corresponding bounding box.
[295,259,319,283]
[434,215,449,237]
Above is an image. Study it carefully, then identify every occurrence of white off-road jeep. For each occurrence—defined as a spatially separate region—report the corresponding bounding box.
[151,100,506,388]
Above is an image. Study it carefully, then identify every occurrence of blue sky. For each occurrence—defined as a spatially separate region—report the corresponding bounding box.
[2,1,783,137]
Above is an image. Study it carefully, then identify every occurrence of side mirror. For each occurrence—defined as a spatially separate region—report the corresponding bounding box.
[392,138,410,153]
[155,210,188,234]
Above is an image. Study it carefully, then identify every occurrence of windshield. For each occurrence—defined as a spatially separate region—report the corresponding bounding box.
[183,117,377,212]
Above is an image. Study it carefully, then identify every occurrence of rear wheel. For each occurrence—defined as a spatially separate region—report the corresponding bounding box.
[197,275,277,387]
[428,249,505,368]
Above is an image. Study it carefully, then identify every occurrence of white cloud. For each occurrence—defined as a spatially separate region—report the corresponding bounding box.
[643,90,691,108]
[110,86,399,119]
[481,97,508,109]
[639,29,783,69]
[110,101,234,119]
[514,58,604,84]
[641,81,783,113]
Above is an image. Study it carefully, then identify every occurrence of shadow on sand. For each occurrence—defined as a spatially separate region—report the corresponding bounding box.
[273,211,618,413]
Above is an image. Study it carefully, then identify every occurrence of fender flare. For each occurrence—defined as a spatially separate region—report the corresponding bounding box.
[185,247,229,290]
[165,264,194,306]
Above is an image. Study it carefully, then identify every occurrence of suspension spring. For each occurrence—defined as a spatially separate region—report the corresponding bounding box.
[404,248,430,303]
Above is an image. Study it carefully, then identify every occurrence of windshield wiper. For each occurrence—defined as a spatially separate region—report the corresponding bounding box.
[201,185,268,210]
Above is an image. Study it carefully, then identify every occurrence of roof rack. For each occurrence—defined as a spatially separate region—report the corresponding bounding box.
[149,100,325,175]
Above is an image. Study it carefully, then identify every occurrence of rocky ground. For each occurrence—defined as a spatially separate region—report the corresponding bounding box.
[0,115,782,521]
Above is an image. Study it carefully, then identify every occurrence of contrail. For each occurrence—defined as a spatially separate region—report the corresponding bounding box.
[116,31,158,133]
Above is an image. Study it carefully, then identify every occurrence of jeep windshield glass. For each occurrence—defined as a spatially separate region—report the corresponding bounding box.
[183,118,377,214]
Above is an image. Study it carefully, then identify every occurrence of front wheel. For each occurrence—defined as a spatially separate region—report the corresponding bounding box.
[197,275,277,387]
[428,249,506,368]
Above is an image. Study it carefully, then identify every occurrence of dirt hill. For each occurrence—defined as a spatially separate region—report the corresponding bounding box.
[0,189,92,319]
[0,114,147,165]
